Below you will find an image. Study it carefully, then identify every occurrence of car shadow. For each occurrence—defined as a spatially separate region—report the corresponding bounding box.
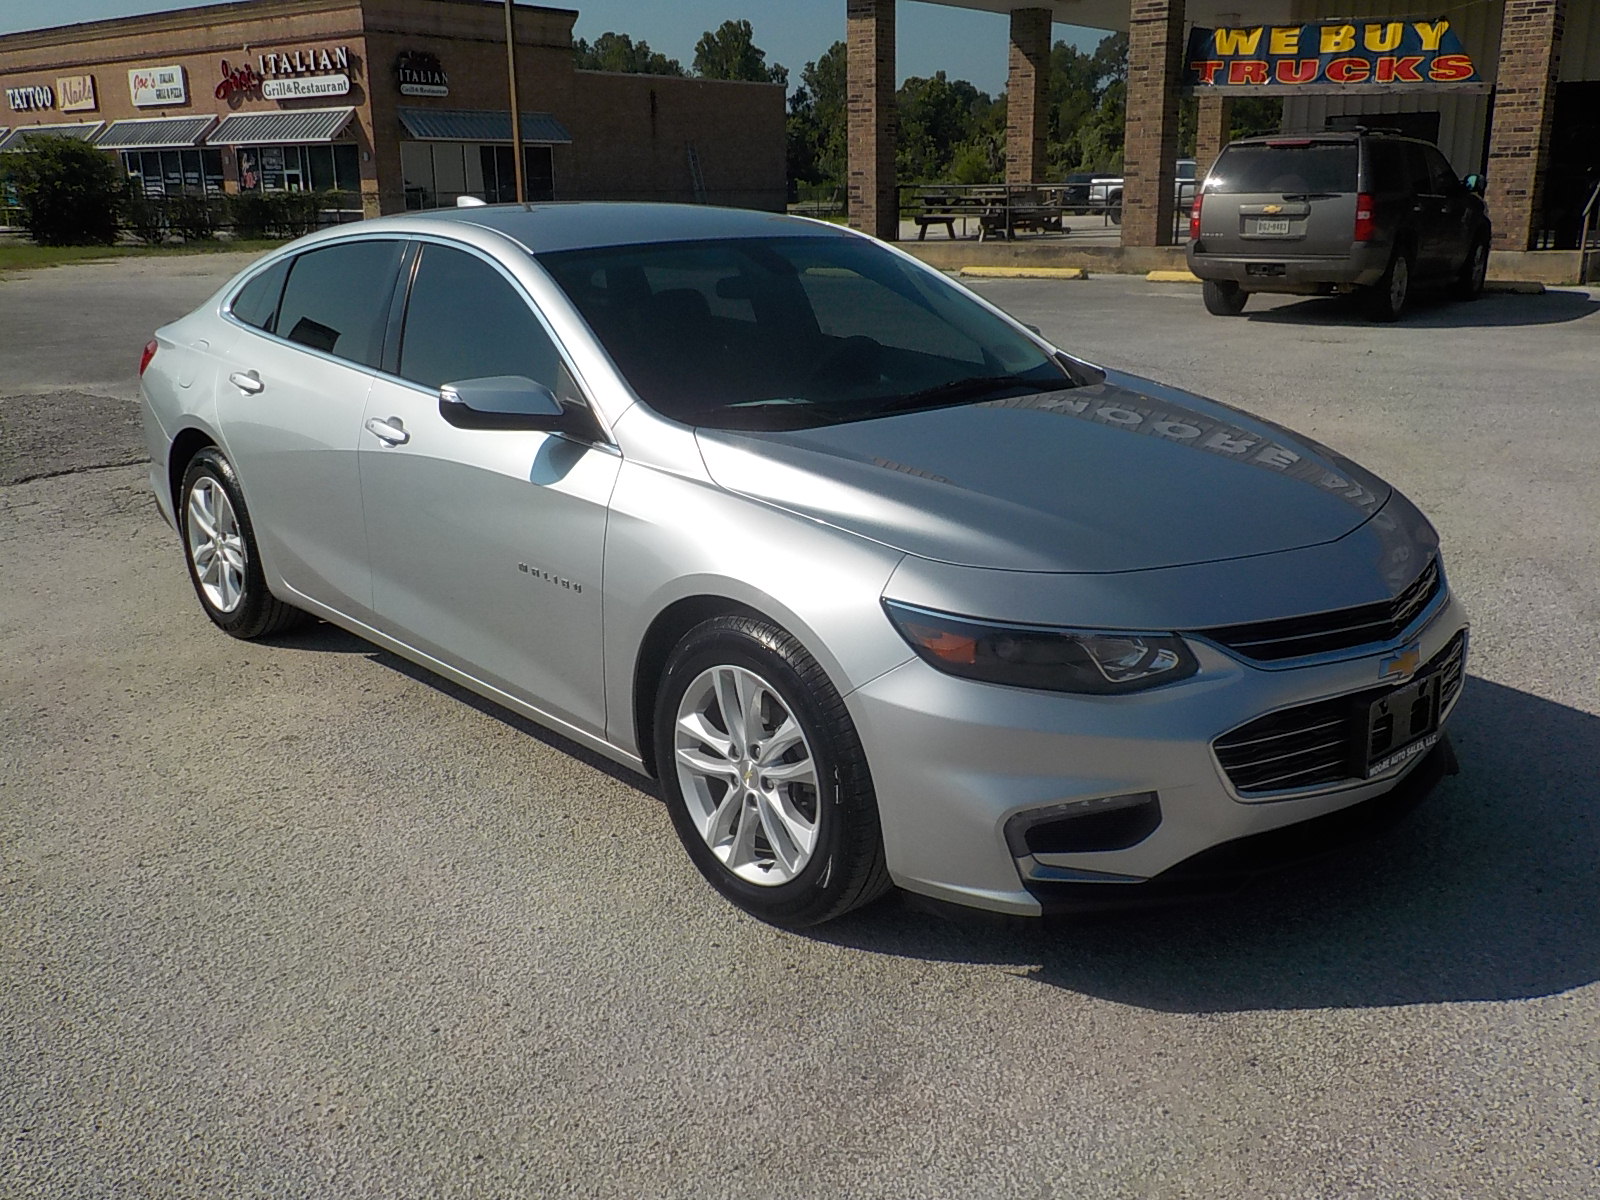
[1242,288,1598,329]
[817,676,1600,1011]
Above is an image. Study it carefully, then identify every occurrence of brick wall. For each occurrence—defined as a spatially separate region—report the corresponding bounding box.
[1006,8,1051,186]
[1486,0,1567,250]
[1194,92,1231,184]
[1122,0,1186,246]
[846,0,897,241]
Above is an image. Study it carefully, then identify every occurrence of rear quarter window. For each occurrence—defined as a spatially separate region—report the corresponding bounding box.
[1208,144,1358,194]
[229,258,290,332]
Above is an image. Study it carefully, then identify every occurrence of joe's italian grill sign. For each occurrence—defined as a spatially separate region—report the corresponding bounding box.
[1185,19,1480,89]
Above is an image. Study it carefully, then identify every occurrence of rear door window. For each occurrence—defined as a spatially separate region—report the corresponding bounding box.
[275,239,405,368]
[1209,144,1358,194]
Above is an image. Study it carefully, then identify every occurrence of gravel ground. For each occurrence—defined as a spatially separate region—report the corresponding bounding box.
[2,255,1597,1199]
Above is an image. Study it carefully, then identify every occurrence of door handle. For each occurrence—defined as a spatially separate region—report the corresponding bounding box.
[228,369,264,394]
[364,415,410,445]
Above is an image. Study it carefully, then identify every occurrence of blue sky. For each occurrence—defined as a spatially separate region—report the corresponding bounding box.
[0,0,1112,95]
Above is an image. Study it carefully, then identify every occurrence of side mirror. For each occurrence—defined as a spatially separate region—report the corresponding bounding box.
[1464,173,1486,197]
[439,375,565,431]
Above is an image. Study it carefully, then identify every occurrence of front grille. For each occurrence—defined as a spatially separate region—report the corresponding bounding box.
[1214,630,1466,796]
[1199,559,1442,662]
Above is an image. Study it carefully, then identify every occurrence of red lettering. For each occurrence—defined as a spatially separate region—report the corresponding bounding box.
[1226,59,1269,85]
[1375,55,1425,83]
[1428,53,1476,82]
[1192,60,1224,85]
[214,59,263,101]
[1326,57,1371,84]
[1274,58,1320,85]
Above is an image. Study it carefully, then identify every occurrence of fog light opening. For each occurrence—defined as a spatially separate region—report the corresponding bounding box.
[1005,791,1162,857]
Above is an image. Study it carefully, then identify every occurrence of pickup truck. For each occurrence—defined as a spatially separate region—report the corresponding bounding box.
[1087,159,1198,225]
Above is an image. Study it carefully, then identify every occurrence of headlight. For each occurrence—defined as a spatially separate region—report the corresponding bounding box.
[882,600,1198,694]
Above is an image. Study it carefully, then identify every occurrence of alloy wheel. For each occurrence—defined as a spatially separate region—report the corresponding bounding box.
[186,476,247,613]
[672,664,821,886]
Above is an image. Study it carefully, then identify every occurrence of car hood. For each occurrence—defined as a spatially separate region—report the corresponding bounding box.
[694,370,1393,573]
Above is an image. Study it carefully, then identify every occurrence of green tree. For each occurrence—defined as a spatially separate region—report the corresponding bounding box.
[897,72,999,183]
[787,40,847,186]
[694,19,787,86]
[573,31,685,76]
[0,136,124,245]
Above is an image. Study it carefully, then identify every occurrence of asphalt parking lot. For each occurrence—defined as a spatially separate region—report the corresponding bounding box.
[3,251,1598,1199]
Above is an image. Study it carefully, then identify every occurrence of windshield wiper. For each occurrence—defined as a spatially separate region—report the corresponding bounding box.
[857,373,1079,418]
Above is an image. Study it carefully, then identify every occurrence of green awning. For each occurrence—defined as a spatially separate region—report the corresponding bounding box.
[397,107,572,144]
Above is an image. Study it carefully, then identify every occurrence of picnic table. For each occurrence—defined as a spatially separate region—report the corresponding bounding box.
[911,185,1069,241]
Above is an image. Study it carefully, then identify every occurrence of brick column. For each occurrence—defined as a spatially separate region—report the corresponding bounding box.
[1486,0,1566,250]
[1006,8,1053,185]
[1194,92,1232,184]
[1122,0,1186,246]
[847,0,898,241]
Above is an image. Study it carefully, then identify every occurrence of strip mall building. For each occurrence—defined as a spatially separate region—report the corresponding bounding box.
[852,0,1598,282]
[0,0,785,215]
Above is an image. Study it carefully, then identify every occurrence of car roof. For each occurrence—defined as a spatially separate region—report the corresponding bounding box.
[1224,131,1426,149]
[352,201,850,255]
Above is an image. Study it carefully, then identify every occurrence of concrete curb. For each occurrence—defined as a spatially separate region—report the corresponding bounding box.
[957,266,1089,280]
[1146,270,1202,284]
[1483,280,1546,295]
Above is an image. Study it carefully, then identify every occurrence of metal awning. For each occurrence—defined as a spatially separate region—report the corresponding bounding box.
[397,107,572,145]
[96,116,217,151]
[207,107,355,146]
[0,121,105,152]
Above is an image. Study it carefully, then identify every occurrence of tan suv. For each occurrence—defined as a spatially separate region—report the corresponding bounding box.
[1187,131,1491,321]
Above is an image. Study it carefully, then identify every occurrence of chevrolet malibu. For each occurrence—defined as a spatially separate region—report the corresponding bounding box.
[139,203,1467,926]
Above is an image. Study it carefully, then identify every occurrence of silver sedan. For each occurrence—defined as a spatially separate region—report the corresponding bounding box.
[139,203,1468,926]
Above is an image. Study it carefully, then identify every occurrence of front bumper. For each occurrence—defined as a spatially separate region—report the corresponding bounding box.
[846,590,1468,916]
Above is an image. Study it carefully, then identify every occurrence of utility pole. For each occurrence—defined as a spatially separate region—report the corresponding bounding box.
[504,0,525,203]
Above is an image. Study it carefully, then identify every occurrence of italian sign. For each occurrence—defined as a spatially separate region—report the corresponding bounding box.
[130,65,188,107]
[1185,20,1479,90]
[56,75,97,112]
[262,75,350,99]
[396,50,448,97]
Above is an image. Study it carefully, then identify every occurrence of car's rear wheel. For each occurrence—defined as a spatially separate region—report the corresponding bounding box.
[1108,192,1123,225]
[179,449,305,639]
[1202,279,1249,316]
[1454,235,1490,301]
[654,614,890,927]
[1365,248,1412,322]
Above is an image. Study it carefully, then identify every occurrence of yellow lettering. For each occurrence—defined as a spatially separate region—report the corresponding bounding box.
[1214,26,1264,56]
[1320,23,1356,54]
[1268,26,1301,55]
[1412,20,1450,51]
[1364,22,1404,52]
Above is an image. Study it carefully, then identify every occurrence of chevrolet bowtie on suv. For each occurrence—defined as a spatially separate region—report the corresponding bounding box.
[1188,130,1491,322]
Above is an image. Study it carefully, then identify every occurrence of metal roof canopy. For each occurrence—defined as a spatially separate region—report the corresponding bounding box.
[208,107,355,146]
[0,121,106,152]
[96,116,217,150]
[397,107,573,145]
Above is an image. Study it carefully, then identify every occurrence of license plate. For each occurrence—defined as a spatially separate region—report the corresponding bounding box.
[1255,218,1291,235]
[1363,673,1443,778]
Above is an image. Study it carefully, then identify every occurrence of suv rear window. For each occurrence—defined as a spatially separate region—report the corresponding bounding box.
[1208,144,1358,194]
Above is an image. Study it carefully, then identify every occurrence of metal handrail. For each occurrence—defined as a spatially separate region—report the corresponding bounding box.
[1579,178,1600,285]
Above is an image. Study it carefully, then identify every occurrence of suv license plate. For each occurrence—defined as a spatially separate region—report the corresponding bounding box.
[1255,218,1291,236]
[1363,673,1443,778]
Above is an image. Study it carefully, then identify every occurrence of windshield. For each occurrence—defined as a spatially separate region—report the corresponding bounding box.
[536,235,1072,430]
[1207,144,1358,194]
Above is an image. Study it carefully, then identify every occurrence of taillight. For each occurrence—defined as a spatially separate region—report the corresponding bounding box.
[1189,193,1203,241]
[139,339,158,376]
[1354,193,1375,243]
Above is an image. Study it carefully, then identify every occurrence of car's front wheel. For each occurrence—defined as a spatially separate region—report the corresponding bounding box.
[654,614,890,927]
[179,448,305,639]
[1202,279,1249,316]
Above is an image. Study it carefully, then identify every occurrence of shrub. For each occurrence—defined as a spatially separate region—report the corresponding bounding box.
[123,193,169,246]
[0,136,124,245]
[170,193,224,241]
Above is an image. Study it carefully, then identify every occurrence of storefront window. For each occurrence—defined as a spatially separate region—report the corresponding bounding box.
[402,142,554,209]
[121,148,226,197]
[237,144,360,195]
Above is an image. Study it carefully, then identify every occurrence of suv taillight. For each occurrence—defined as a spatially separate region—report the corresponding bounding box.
[1354,193,1376,243]
[1189,193,1203,241]
[139,339,158,376]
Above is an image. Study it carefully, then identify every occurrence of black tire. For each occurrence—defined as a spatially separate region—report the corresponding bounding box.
[1365,246,1413,322]
[653,614,891,928]
[1108,191,1123,226]
[1202,279,1249,316]
[178,448,306,640]
[1454,235,1489,301]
